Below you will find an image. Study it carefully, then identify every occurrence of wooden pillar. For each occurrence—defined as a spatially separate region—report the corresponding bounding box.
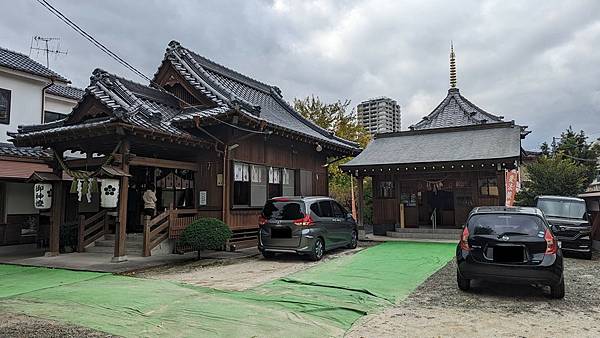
[356,176,366,240]
[142,215,151,257]
[222,146,230,225]
[46,181,64,256]
[112,140,130,262]
[46,150,65,257]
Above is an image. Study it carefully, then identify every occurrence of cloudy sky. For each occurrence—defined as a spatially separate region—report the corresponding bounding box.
[2,0,599,149]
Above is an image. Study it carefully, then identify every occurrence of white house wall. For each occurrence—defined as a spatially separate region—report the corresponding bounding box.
[45,95,77,116]
[0,69,47,143]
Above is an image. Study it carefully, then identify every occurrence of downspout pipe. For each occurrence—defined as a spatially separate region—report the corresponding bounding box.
[41,78,55,124]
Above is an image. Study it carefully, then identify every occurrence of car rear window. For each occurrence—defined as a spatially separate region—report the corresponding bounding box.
[262,200,305,220]
[469,214,546,237]
[536,199,586,219]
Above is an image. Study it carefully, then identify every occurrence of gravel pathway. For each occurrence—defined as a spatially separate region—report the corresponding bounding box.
[0,312,115,338]
[348,254,600,337]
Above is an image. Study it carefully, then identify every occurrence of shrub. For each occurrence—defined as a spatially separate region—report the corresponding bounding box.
[179,218,232,259]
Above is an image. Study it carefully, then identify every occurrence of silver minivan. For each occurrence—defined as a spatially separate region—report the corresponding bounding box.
[258,196,358,260]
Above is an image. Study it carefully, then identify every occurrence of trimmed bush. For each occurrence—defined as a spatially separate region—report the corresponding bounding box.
[179,218,232,259]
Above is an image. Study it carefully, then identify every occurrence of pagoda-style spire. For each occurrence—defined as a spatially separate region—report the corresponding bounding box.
[449,41,457,88]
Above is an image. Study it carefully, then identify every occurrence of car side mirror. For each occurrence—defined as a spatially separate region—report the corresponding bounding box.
[346,213,355,221]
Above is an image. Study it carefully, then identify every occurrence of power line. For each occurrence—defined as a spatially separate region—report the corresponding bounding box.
[36,0,272,136]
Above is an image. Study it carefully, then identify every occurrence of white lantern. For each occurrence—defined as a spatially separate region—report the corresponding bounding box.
[100,178,120,208]
[34,183,52,209]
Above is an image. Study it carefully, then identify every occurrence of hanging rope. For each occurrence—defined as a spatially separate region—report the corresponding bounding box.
[53,141,123,199]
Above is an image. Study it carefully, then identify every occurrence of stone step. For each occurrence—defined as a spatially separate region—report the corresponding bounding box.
[104,233,144,241]
[386,231,460,241]
[85,245,142,255]
[392,228,462,235]
[94,239,143,249]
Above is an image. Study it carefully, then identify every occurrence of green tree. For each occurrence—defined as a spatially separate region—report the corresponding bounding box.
[293,96,371,212]
[554,127,599,184]
[517,127,599,206]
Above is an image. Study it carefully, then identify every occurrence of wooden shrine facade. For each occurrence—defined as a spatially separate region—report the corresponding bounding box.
[9,41,358,260]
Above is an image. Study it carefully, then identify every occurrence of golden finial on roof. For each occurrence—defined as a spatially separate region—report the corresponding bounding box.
[449,41,457,88]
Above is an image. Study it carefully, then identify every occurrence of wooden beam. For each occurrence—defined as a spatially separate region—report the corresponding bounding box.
[129,156,198,171]
[112,139,130,262]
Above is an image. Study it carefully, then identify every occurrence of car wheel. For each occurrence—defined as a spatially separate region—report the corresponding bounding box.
[308,238,324,261]
[457,269,470,291]
[550,277,565,299]
[346,230,358,249]
[261,250,276,259]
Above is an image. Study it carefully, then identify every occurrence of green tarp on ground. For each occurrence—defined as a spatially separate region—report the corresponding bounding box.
[0,242,455,337]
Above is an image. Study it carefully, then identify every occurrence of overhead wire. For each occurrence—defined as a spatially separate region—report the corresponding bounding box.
[35,0,272,135]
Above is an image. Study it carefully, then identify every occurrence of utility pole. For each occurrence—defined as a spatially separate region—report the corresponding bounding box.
[29,36,68,68]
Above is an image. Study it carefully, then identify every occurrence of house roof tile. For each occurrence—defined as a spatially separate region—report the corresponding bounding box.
[46,83,85,100]
[341,123,522,168]
[0,46,69,82]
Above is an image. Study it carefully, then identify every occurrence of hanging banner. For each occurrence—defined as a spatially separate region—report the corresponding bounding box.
[34,183,52,209]
[505,169,519,206]
[100,178,120,208]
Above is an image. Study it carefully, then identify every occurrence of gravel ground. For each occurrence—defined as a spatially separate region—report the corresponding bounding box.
[0,312,115,338]
[138,244,371,290]
[347,254,600,338]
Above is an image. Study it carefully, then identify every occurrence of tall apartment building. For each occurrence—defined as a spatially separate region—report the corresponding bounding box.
[356,97,401,135]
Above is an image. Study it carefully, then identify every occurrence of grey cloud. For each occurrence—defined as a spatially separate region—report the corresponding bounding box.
[1,0,599,149]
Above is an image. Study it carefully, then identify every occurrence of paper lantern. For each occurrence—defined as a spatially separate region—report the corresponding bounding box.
[34,183,52,209]
[100,178,120,208]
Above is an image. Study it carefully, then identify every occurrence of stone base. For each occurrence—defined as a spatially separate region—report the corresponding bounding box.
[111,255,128,263]
[358,229,367,240]
[44,251,59,257]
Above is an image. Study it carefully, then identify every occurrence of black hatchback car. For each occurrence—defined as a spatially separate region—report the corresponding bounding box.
[456,206,564,299]
[535,196,592,260]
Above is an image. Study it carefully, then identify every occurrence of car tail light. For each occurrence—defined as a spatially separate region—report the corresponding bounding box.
[545,229,558,255]
[293,214,314,227]
[258,215,268,226]
[459,226,470,251]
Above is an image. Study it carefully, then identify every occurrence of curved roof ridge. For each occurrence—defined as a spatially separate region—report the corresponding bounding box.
[410,88,504,130]
[168,41,273,94]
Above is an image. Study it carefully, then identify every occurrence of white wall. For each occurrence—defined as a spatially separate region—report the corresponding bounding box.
[0,69,48,143]
[45,95,77,116]
[5,182,36,215]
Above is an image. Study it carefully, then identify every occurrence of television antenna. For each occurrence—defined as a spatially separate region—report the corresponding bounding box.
[29,36,68,68]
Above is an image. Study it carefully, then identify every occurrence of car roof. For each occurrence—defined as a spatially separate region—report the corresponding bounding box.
[536,195,585,202]
[470,206,544,217]
[270,196,332,202]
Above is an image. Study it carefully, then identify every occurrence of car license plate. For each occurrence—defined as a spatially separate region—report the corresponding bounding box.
[558,241,562,248]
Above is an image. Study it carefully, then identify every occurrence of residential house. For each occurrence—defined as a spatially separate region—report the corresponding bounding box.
[0,46,83,247]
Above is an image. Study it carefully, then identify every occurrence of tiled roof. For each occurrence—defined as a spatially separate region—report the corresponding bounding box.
[163,41,359,152]
[341,123,522,168]
[0,142,52,159]
[0,46,69,82]
[410,88,503,130]
[46,83,85,100]
[12,69,206,144]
